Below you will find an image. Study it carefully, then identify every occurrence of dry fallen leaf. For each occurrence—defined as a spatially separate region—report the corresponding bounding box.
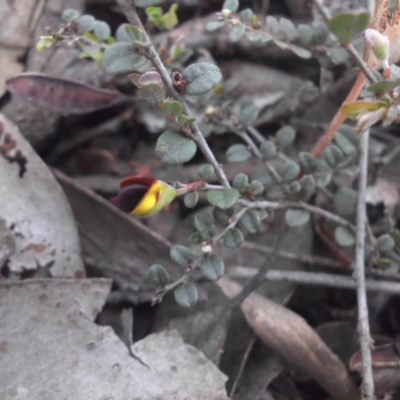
[0,278,229,400]
[0,114,84,278]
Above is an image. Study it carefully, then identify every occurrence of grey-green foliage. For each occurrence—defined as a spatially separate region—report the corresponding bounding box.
[240,210,260,234]
[147,264,170,287]
[333,187,357,218]
[194,213,216,240]
[249,180,264,196]
[174,283,198,308]
[198,164,214,180]
[233,173,249,194]
[334,226,355,247]
[213,207,234,225]
[155,130,197,164]
[182,62,222,95]
[285,209,310,227]
[260,140,276,160]
[377,234,395,253]
[93,21,111,40]
[226,144,251,162]
[184,191,199,209]
[206,188,240,210]
[278,161,300,182]
[276,126,296,149]
[201,255,225,281]
[224,228,244,248]
[102,43,147,74]
[170,245,193,270]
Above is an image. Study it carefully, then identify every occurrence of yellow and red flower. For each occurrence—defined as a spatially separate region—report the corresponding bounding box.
[111,175,178,217]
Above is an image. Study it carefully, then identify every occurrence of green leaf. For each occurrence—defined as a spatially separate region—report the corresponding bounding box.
[245,31,263,41]
[102,43,147,74]
[229,22,246,42]
[125,24,148,45]
[194,213,216,240]
[206,21,226,32]
[183,191,199,209]
[213,207,234,225]
[278,161,300,182]
[240,210,260,234]
[285,209,310,227]
[147,264,169,287]
[201,255,225,281]
[266,15,279,36]
[170,245,193,270]
[135,0,164,7]
[177,114,196,126]
[297,24,315,45]
[206,188,240,210]
[289,181,301,195]
[156,129,196,164]
[239,101,259,126]
[314,171,332,188]
[276,125,296,148]
[174,283,198,308]
[266,184,285,199]
[279,18,297,41]
[139,83,166,105]
[223,0,239,12]
[226,144,251,162]
[341,100,381,120]
[93,21,111,40]
[224,228,244,249]
[116,24,130,41]
[249,180,264,196]
[159,4,179,30]
[299,174,315,201]
[377,234,395,253]
[299,152,318,174]
[334,226,355,247]
[329,12,370,44]
[198,164,214,180]
[232,173,249,194]
[312,21,329,42]
[259,140,276,160]
[333,186,357,218]
[240,9,253,23]
[339,125,359,147]
[62,9,80,23]
[182,62,222,95]
[323,145,344,168]
[333,133,357,157]
[161,99,183,117]
[77,15,96,31]
[367,79,400,94]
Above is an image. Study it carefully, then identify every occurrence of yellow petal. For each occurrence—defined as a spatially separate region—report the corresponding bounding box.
[132,181,161,216]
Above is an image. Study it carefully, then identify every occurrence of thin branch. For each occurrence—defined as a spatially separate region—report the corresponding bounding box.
[230,334,257,398]
[355,128,375,400]
[115,0,231,188]
[228,266,400,295]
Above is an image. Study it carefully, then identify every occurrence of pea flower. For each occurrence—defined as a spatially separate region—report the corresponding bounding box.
[111,175,178,217]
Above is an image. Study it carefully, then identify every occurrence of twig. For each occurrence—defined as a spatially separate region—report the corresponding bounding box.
[115,0,231,188]
[239,198,355,231]
[230,334,257,398]
[354,128,375,400]
[228,266,400,295]
[151,207,248,304]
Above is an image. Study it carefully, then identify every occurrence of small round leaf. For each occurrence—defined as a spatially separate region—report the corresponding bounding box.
[333,186,357,218]
[276,125,296,149]
[232,173,249,194]
[174,283,198,308]
[62,9,80,23]
[170,245,193,270]
[198,164,214,180]
[299,152,318,173]
[147,264,169,287]
[285,209,310,227]
[240,210,260,234]
[184,191,199,209]
[224,228,244,249]
[334,226,355,247]
[194,213,216,240]
[93,21,111,40]
[201,255,225,281]
[377,234,395,253]
[102,43,147,74]
[238,101,259,126]
[161,99,183,117]
[206,188,240,210]
[182,62,222,95]
[249,180,264,196]
[260,140,276,160]
[213,207,234,225]
[77,15,96,31]
[156,130,197,164]
[226,144,251,163]
[229,22,246,42]
[278,161,300,182]
[223,0,239,12]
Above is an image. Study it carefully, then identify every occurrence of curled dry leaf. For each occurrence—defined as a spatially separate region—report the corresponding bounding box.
[217,276,360,400]
[350,342,400,397]
[6,73,128,114]
[0,114,84,277]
